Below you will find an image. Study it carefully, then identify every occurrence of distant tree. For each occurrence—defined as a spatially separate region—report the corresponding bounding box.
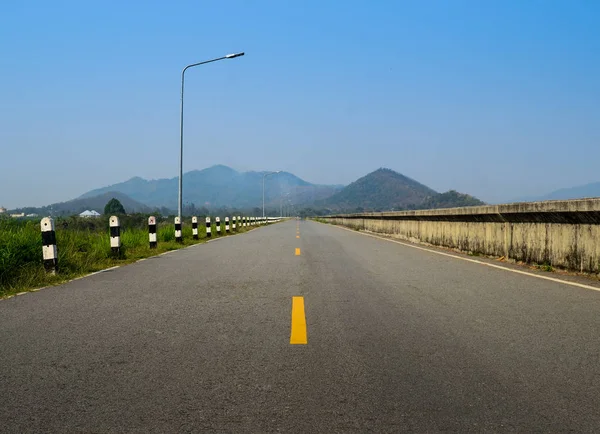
[183,202,197,216]
[159,206,173,217]
[104,198,126,215]
[420,190,485,210]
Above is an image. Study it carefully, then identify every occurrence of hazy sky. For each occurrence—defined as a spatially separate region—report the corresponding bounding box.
[1,1,599,208]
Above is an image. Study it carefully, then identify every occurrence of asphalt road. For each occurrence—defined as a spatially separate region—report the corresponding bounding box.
[1,220,600,432]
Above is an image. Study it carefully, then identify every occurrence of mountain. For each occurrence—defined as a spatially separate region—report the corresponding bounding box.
[320,168,484,211]
[73,166,484,213]
[514,182,600,203]
[79,165,343,210]
[321,168,436,210]
[11,192,151,216]
[421,190,485,209]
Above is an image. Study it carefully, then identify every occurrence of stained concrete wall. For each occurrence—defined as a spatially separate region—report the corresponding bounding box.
[322,198,600,273]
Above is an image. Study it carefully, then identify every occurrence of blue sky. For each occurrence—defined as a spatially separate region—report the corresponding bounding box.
[1,0,598,208]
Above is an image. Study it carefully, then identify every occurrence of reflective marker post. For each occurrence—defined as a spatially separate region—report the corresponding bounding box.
[110,216,121,255]
[175,217,182,243]
[148,216,157,248]
[41,217,58,274]
[192,216,199,240]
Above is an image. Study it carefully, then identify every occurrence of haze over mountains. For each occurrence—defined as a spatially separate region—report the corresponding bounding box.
[7,166,483,215]
[320,168,436,210]
[8,192,151,217]
[80,165,342,210]
[12,164,600,216]
[512,182,600,203]
[76,166,486,213]
[317,169,484,211]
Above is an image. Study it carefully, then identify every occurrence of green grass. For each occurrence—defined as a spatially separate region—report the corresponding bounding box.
[0,215,258,298]
[535,262,554,272]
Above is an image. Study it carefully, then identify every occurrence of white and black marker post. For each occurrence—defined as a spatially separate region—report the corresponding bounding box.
[148,216,157,248]
[192,216,199,240]
[225,216,230,233]
[110,216,121,255]
[216,217,221,235]
[175,216,182,243]
[238,216,241,230]
[243,216,246,227]
[41,217,58,274]
[206,216,212,237]
[232,216,236,231]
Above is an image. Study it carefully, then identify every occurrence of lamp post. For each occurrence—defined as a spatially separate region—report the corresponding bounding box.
[262,171,281,218]
[280,192,290,218]
[178,52,245,220]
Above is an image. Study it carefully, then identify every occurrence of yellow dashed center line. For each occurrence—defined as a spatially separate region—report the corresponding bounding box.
[295,248,301,255]
[290,296,307,344]
[296,235,300,239]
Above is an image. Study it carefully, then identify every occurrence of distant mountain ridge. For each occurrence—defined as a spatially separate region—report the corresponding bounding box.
[80,165,342,209]
[321,168,436,210]
[320,168,484,211]
[10,191,151,216]
[421,190,485,209]
[514,182,600,203]
[13,165,486,215]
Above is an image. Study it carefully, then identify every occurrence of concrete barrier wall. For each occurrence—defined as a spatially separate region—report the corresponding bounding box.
[321,198,600,273]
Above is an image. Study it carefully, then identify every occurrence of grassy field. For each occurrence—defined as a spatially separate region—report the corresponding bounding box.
[0,215,257,298]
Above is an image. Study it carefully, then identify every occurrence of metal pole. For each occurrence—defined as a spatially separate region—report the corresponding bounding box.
[178,53,244,220]
[262,170,281,219]
[178,70,185,220]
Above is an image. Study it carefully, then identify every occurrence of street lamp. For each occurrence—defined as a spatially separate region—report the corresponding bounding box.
[262,171,281,218]
[280,192,290,218]
[178,52,245,219]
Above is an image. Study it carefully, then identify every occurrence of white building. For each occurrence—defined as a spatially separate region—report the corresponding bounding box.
[0,207,6,214]
[79,210,101,218]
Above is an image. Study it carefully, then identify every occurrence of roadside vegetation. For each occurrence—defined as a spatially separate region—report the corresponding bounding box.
[0,214,257,298]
